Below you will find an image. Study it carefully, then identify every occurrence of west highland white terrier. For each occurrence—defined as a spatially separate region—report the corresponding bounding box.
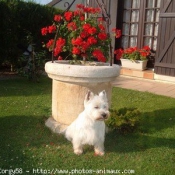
[65,90,109,156]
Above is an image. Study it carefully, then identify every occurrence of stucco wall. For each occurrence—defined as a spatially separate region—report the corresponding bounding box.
[50,0,83,11]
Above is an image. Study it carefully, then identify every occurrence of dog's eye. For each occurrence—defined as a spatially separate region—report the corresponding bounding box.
[94,106,99,109]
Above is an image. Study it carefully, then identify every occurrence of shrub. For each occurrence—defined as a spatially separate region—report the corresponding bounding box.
[106,108,141,134]
[17,48,47,81]
[0,0,59,68]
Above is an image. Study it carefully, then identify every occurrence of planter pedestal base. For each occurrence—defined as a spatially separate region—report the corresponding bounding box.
[45,61,120,134]
[46,80,112,133]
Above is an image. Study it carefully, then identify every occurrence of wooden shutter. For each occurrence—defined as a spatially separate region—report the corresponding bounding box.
[154,0,175,76]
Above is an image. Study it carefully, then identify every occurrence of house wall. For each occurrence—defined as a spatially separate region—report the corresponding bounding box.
[48,0,83,11]
[154,0,175,78]
[109,0,118,62]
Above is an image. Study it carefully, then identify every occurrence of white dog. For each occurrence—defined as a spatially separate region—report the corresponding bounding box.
[65,90,109,156]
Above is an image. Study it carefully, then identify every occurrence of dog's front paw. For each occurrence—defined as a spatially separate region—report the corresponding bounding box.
[94,151,105,156]
[74,149,83,155]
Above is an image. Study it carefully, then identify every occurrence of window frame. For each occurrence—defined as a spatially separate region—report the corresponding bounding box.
[116,0,161,51]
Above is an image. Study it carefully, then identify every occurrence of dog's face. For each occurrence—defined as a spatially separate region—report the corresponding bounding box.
[84,90,110,121]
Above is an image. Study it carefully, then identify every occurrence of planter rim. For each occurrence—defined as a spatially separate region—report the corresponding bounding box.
[45,61,121,84]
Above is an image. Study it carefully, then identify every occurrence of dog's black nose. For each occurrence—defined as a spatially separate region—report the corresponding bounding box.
[102,113,107,118]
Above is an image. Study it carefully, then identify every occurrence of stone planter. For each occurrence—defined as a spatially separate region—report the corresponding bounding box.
[45,61,121,133]
[121,58,148,70]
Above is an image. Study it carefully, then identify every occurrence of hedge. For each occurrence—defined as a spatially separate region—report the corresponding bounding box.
[0,0,60,68]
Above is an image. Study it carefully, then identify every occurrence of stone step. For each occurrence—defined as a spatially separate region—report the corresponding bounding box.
[120,68,154,80]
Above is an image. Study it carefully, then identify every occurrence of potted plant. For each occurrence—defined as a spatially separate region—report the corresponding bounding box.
[41,3,121,133]
[114,46,151,70]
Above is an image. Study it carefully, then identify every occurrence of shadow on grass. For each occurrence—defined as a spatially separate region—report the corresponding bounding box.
[106,132,175,154]
[0,115,68,169]
[0,108,175,167]
[105,108,175,153]
[140,108,175,134]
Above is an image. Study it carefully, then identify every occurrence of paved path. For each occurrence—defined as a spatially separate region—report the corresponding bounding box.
[113,76,175,98]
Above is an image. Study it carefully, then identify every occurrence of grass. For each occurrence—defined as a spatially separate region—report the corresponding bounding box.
[0,76,175,175]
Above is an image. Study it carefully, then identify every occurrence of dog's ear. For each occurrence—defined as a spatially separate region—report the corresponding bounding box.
[84,90,94,104]
[99,90,107,101]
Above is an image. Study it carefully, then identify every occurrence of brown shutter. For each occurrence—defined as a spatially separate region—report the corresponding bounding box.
[154,0,175,76]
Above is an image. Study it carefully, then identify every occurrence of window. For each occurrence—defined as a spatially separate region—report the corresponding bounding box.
[116,0,161,51]
[144,0,161,50]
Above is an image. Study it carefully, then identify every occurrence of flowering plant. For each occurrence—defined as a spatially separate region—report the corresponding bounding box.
[114,46,151,62]
[41,4,121,63]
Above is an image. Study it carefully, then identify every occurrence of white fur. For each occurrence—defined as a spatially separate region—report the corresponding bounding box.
[65,90,109,156]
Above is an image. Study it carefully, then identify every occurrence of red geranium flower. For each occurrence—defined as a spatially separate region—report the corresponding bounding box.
[92,49,106,62]
[71,37,83,46]
[87,36,97,45]
[53,38,66,56]
[46,39,54,48]
[98,24,105,31]
[112,28,122,38]
[124,47,136,54]
[58,56,63,60]
[98,32,107,40]
[142,45,150,51]
[64,11,73,21]
[80,16,85,21]
[41,27,48,35]
[76,4,84,9]
[54,47,62,56]
[140,51,148,57]
[98,17,105,22]
[114,49,124,60]
[81,41,90,52]
[72,47,81,55]
[83,23,91,31]
[84,7,100,14]
[80,30,89,38]
[48,25,56,33]
[116,29,121,38]
[54,15,62,22]
[56,38,66,47]
[88,27,97,35]
[67,22,77,31]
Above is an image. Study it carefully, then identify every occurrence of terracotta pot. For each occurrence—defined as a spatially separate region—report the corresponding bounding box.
[45,61,121,133]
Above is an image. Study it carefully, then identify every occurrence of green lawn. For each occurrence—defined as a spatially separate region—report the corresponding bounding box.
[0,76,174,175]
